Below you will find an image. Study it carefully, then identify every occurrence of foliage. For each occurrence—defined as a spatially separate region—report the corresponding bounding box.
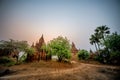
[25,47,35,56]
[0,56,16,66]
[95,49,120,65]
[89,25,110,51]
[103,32,120,64]
[95,49,110,63]
[89,34,100,51]
[95,25,110,41]
[104,32,120,52]
[88,25,120,64]
[93,32,120,65]
[47,36,71,62]
[25,47,36,62]
[41,43,52,60]
[0,39,29,56]
[110,51,120,64]
[77,49,90,60]
[0,39,32,64]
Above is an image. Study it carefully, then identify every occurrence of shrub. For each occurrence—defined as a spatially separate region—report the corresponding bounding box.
[95,49,120,65]
[77,49,90,60]
[110,51,120,65]
[0,56,16,66]
[25,47,36,62]
[26,47,35,56]
[96,49,110,63]
[47,36,71,62]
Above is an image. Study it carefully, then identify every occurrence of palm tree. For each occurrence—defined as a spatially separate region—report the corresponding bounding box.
[95,25,110,42]
[94,32,101,50]
[90,34,100,51]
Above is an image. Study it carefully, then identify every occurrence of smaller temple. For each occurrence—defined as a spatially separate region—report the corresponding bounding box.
[71,42,78,55]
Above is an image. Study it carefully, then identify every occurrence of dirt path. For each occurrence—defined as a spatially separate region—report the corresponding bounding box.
[0,61,119,80]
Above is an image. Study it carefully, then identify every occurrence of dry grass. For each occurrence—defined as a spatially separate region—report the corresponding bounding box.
[0,60,120,80]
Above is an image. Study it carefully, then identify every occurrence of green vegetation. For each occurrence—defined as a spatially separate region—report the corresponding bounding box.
[26,47,36,56]
[89,25,110,51]
[0,39,29,56]
[0,56,16,66]
[104,32,120,52]
[26,47,36,62]
[46,36,71,62]
[77,49,90,60]
[0,39,35,65]
[90,25,120,65]
[103,32,120,64]
[0,26,119,66]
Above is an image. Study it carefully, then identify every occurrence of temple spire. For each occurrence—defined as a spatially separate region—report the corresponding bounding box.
[35,34,45,52]
[71,42,78,55]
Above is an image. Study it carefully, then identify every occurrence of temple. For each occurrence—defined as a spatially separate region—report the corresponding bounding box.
[71,42,78,55]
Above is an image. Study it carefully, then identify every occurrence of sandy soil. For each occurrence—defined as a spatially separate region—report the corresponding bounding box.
[0,61,120,80]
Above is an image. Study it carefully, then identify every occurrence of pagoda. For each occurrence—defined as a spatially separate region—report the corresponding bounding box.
[71,42,78,55]
[35,34,46,60]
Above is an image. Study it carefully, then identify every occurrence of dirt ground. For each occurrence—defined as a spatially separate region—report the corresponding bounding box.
[0,60,120,80]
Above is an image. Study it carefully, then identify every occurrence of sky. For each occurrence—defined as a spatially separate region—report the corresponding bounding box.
[0,0,120,51]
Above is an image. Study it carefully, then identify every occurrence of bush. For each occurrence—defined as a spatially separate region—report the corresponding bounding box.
[25,47,35,56]
[95,49,120,65]
[26,47,36,62]
[95,49,110,63]
[47,36,71,62]
[77,49,90,60]
[110,51,120,65]
[0,56,16,66]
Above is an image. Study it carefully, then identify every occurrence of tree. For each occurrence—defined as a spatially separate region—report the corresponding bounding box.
[47,36,71,62]
[104,32,120,51]
[95,25,110,42]
[0,39,17,56]
[77,49,89,60]
[0,39,28,51]
[104,32,120,64]
[90,25,110,51]
[89,34,100,51]
[0,39,29,62]
[26,47,36,56]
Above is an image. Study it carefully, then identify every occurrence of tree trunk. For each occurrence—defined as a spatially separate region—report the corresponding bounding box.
[97,42,100,50]
[94,43,98,51]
